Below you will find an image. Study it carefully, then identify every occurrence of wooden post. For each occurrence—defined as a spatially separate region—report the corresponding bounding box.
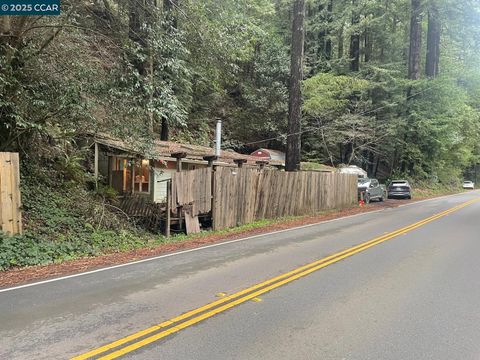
[165,179,171,237]
[172,152,187,172]
[108,156,114,187]
[210,166,216,231]
[122,159,127,193]
[0,160,2,233]
[178,207,184,231]
[150,159,155,202]
[256,160,269,170]
[12,153,23,235]
[94,142,99,188]
[131,158,135,194]
[0,153,22,235]
[203,156,218,230]
[203,155,218,168]
[234,159,247,168]
[171,152,187,231]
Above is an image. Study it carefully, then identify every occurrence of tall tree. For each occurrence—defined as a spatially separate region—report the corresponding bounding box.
[160,0,178,140]
[402,0,424,173]
[286,0,305,172]
[325,0,333,61]
[408,0,423,80]
[426,2,440,77]
[349,0,360,72]
[318,0,334,64]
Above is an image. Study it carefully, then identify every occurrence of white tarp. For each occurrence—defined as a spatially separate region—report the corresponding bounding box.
[338,165,367,178]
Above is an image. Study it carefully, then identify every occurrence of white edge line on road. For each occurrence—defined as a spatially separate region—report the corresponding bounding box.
[0,191,474,293]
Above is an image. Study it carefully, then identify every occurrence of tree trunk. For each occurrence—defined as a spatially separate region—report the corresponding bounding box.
[325,0,333,60]
[286,0,305,172]
[163,0,178,28]
[408,0,422,80]
[338,23,344,59]
[128,0,147,77]
[0,16,11,59]
[158,0,179,140]
[349,0,360,72]
[161,118,169,140]
[364,28,372,63]
[0,16,11,39]
[317,0,333,63]
[401,0,424,173]
[317,3,326,66]
[128,1,143,45]
[426,4,440,78]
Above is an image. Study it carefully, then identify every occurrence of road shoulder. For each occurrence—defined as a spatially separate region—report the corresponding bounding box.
[0,194,466,289]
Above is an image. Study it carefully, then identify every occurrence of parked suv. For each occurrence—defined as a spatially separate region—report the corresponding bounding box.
[358,178,385,203]
[463,181,475,190]
[387,180,412,199]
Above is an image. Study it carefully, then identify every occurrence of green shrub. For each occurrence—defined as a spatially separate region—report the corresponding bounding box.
[0,232,98,270]
[0,160,163,271]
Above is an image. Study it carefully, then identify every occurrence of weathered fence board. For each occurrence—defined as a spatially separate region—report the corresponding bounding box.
[213,168,357,230]
[0,152,22,235]
[171,167,212,216]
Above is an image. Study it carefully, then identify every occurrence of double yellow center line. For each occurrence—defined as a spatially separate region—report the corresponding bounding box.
[72,197,480,360]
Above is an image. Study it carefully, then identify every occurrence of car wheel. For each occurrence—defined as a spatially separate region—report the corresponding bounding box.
[379,195,384,202]
[407,195,412,200]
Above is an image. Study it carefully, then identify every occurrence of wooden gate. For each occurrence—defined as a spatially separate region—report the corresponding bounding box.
[170,167,213,234]
[0,152,22,235]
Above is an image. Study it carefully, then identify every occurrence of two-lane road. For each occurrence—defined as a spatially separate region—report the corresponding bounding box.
[1,192,479,359]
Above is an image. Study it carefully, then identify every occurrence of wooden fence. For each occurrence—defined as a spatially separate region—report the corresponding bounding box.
[0,153,22,235]
[170,166,357,232]
[212,167,357,230]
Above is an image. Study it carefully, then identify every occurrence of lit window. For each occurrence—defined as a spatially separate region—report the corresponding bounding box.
[134,159,150,193]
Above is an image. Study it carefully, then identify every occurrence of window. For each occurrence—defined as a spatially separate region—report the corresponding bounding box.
[134,159,150,193]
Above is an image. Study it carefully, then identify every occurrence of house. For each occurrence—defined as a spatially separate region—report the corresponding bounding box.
[250,148,286,166]
[92,134,281,203]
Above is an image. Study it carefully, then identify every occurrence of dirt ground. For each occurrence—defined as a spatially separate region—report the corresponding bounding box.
[0,198,428,288]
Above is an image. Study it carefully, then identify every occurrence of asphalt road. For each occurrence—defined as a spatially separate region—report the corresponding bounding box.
[1,191,480,359]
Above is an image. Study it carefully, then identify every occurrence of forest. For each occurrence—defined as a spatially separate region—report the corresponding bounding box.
[1,1,480,269]
[1,0,480,181]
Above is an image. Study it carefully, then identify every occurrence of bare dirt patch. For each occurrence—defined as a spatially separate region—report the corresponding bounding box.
[0,197,443,289]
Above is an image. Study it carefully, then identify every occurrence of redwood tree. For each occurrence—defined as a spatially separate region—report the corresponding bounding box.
[160,0,178,140]
[426,3,440,78]
[349,0,360,72]
[286,0,306,172]
[408,0,422,80]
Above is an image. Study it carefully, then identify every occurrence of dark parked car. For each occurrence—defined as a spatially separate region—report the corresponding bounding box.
[387,180,412,199]
[358,178,385,203]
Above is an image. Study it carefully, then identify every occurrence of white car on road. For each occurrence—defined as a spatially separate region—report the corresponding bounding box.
[463,181,475,190]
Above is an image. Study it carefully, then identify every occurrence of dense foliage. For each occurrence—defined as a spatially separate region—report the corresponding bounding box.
[0,160,161,270]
